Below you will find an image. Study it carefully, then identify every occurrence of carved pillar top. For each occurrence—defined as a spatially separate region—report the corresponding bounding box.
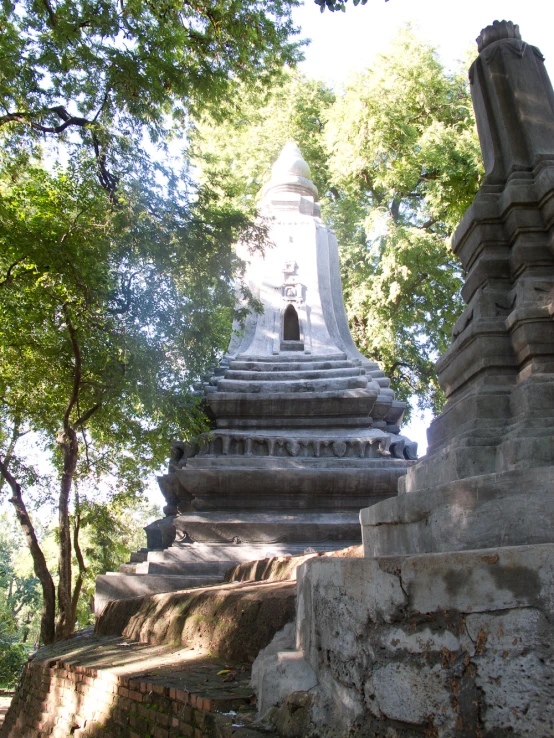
[469,20,554,187]
[476,20,521,52]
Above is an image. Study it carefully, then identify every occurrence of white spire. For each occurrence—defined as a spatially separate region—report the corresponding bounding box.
[261,142,318,204]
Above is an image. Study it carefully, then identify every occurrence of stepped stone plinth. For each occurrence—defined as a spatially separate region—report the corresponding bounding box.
[96,143,416,612]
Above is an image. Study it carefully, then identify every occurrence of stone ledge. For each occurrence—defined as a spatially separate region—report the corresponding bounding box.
[96,579,296,660]
[361,466,554,556]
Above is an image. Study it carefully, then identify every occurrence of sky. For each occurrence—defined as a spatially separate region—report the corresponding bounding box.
[288,0,554,453]
[292,0,554,84]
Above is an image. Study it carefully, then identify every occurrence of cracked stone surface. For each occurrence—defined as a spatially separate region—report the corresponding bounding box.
[255,545,554,737]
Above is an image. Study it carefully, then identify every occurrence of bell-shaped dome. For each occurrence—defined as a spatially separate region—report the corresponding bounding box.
[271,142,312,180]
[262,142,318,203]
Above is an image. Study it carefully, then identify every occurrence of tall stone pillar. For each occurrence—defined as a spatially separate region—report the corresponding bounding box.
[362,20,554,555]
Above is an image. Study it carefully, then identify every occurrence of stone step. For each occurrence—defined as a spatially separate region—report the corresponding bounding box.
[120,540,358,576]
[166,541,346,559]
[217,375,368,394]
[236,352,348,363]
[229,359,358,372]
[132,560,235,576]
[129,551,148,563]
[94,574,222,615]
[223,367,363,382]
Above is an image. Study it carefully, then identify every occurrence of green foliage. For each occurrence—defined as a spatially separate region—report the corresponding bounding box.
[193,73,335,212]
[324,29,483,413]
[315,0,384,12]
[191,29,484,417]
[0,627,27,688]
[0,514,41,629]
[0,159,254,479]
[0,0,303,641]
[0,514,38,685]
[74,496,162,627]
[0,0,304,197]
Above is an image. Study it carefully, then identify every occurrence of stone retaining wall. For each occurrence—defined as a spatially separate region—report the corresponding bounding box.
[255,543,554,737]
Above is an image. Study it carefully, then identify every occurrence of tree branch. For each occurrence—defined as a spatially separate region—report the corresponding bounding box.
[390,273,429,315]
[0,258,28,288]
[42,0,57,26]
[72,402,102,431]
[0,454,56,644]
[0,106,119,199]
[69,503,86,632]
[0,419,24,492]
[92,132,119,200]
[0,107,91,133]
[418,218,438,230]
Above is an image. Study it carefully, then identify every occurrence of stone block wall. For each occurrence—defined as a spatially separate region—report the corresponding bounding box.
[256,543,554,737]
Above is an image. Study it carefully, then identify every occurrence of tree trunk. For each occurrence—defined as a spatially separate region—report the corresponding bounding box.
[69,511,86,633]
[0,457,56,645]
[55,427,78,641]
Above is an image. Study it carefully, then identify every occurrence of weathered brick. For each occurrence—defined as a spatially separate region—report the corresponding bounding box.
[176,705,193,723]
[118,697,132,711]
[174,689,190,704]
[178,720,195,737]
[193,710,206,728]
[155,711,170,727]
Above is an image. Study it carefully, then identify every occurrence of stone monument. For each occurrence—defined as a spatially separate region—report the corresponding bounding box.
[96,143,416,613]
[361,19,554,554]
[252,23,554,737]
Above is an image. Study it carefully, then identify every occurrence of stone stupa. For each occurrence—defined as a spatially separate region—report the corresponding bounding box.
[96,143,416,613]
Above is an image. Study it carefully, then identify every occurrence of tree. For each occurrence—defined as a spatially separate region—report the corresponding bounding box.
[0,513,41,687]
[74,497,163,627]
[314,0,388,11]
[190,30,484,417]
[0,0,304,198]
[0,0,303,645]
[192,73,335,211]
[0,158,266,643]
[324,30,483,412]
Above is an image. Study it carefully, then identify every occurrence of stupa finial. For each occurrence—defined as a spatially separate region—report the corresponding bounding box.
[262,141,318,203]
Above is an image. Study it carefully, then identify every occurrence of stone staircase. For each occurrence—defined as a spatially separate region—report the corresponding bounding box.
[95,540,350,616]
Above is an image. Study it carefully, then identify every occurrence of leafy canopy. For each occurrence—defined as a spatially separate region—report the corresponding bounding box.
[0,0,304,197]
[0,0,303,642]
[0,156,265,497]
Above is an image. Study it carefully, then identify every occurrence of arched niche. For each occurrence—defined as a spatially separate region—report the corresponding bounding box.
[280,303,304,352]
[283,303,300,341]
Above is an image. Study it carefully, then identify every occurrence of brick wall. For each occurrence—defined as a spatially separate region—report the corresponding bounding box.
[1,656,271,738]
